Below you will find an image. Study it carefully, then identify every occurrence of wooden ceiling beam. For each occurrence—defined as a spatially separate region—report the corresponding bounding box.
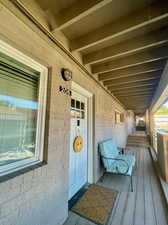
[115,91,155,97]
[118,94,153,98]
[131,106,148,110]
[126,106,150,109]
[122,100,151,103]
[123,105,150,110]
[106,77,160,87]
[83,28,168,65]
[130,106,148,109]
[104,71,161,86]
[112,87,156,94]
[124,105,151,109]
[117,97,153,105]
[122,101,151,107]
[71,1,168,51]
[98,60,165,81]
[120,102,151,105]
[92,46,168,74]
[109,80,159,91]
[118,95,153,100]
[118,102,152,108]
[113,87,156,96]
[51,0,113,32]
[127,108,149,113]
[126,105,150,108]
[132,109,149,112]
[117,97,153,103]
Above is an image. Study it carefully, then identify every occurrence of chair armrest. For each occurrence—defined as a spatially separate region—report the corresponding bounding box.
[102,156,129,175]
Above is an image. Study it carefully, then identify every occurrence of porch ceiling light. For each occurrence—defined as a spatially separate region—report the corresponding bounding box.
[61,68,72,81]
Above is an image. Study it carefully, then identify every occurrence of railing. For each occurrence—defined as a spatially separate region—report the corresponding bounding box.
[152,128,168,153]
[157,132,168,183]
[153,129,158,153]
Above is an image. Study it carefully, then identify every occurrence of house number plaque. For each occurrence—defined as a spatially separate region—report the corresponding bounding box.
[59,85,72,96]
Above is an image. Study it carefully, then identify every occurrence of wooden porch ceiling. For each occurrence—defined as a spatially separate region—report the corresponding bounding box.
[13,0,168,114]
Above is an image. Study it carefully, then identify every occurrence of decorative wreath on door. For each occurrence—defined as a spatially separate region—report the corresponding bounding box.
[73,136,84,152]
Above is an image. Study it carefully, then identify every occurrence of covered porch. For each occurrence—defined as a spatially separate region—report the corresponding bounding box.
[0,1,168,225]
[64,132,168,225]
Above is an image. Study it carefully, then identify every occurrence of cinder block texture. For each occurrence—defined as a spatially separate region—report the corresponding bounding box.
[0,2,129,225]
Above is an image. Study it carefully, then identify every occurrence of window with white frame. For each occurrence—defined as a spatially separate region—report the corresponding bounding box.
[115,111,124,124]
[0,40,48,176]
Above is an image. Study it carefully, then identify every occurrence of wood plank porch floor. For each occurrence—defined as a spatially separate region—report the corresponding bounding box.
[64,146,168,225]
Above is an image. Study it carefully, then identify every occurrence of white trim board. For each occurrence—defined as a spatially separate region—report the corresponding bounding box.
[71,81,94,184]
[151,84,168,113]
[0,39,48,176]
[152,89,168,113]
[151,61,168,113]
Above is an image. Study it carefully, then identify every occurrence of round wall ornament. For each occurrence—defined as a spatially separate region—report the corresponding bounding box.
[61,68,72,81]
[73,136,84,152]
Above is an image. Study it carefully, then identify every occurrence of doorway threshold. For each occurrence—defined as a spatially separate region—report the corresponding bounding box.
[68,183,90,210]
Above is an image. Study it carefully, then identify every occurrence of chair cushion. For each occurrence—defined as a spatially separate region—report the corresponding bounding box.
[99,139,136,176]
[117,154,136,167]
[99,139,119,159]
[103,154,135,176]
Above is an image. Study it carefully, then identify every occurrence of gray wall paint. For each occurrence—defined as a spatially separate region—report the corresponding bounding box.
[0,3,129,225]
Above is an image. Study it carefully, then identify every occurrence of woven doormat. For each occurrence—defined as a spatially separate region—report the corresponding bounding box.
[71,184,118,225]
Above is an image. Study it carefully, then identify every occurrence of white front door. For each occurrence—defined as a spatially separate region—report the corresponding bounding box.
[69,91,88,200]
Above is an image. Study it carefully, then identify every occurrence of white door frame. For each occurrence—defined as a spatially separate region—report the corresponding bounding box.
[71,81,94,184]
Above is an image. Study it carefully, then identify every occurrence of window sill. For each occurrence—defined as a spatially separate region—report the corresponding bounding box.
[0,161,47,183]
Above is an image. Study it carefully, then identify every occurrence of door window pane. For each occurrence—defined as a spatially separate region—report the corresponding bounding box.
[81,102,85,110]
[71,99,75,108]
[76,100,80,109]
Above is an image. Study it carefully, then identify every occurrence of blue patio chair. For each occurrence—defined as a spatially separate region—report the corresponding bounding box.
[99,139,136,191]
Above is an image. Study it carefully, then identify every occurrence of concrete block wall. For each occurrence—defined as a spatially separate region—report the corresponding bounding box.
[0,2,128,225]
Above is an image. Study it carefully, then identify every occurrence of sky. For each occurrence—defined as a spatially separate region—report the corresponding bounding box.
[164,101,168,108]
[0,94,38,109]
